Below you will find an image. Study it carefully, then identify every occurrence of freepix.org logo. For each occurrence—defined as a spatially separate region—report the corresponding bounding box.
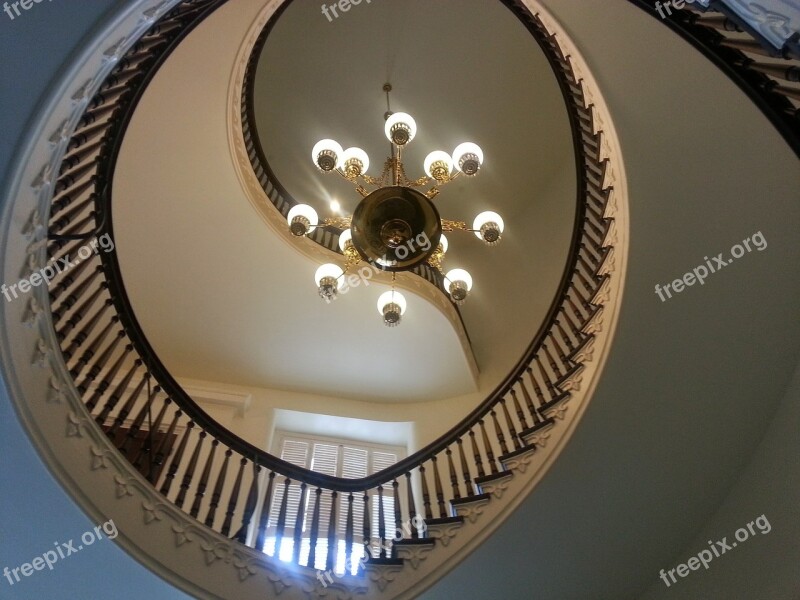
[1,233,115,304]
[3,0,57,22]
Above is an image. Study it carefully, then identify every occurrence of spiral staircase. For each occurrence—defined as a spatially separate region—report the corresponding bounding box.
[1,1,798,599]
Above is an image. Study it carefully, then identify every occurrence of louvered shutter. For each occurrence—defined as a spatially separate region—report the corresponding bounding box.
[307,443,339,569]
[370,451,398,549]
[269,439,309,533]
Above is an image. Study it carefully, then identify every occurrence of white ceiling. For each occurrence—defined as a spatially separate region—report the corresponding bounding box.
[112,0,576,404]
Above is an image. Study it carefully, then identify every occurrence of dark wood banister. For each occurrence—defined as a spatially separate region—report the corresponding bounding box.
[88,0,593,493]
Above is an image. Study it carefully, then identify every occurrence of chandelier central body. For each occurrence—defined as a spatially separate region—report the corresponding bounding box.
[351,186,442,271]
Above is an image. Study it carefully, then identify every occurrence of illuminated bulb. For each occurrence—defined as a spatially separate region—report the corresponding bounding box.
[338,228,353,252]
[341,147,369,177]
[330,199,341,213]
[384,112,417,146]
[287,204,319,236]
[424,151,454,182]
[444,268,473,305]
[311,139,343,172]
[439,234,449,254]
[452,142,484,176]
[314,263,344,302]
[473,211,504,246]
[377,290,407,327]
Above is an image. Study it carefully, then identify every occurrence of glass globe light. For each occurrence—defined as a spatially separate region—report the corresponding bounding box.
[314,263,344,302]
[444,268,473,305]
[341,147,369,177]
[452,142,484,176]
[287,204,319,236]
[384,112,417,146]
[311,139,343,172]
[338,228,353,252]
[438,234,449,254]
[424,151,454,182]
[377,290,407,327]
[473,211,505,246]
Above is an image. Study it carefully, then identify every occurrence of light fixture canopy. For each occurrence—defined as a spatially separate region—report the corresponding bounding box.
[287,204,319,236]
[311,139,343,172]
[385,112,417,146]
[473,211,505,246]
[452,142,484,176]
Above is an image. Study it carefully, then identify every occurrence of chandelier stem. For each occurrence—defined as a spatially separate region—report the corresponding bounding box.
[395,145,402,186]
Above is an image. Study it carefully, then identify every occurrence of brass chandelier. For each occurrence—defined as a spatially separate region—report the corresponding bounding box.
[287,84,505,327]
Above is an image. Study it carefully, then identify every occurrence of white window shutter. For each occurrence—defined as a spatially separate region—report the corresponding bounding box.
[269,439,310,531]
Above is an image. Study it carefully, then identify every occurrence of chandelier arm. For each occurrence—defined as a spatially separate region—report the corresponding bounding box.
[322,216,353,230]
[406,175,433,188]
[361,174,383,186]
[441,219,469,232]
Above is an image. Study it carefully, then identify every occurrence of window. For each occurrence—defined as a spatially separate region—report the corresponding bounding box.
[261,431,405,572]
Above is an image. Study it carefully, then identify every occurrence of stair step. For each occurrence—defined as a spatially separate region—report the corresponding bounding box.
[566,333,594,361]
[424,516,465,547]
[519,420,556,447]
[474,470,514,499]
[450,493,492,523]
[392,537,436,569]
[363,559,405,592]
[499,444,538,473]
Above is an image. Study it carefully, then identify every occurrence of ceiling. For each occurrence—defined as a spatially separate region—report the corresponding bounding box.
[111,0,576,404]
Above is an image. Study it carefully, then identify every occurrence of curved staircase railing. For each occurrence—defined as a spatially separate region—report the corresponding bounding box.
[629,0,800,158]
[41,0,617,588]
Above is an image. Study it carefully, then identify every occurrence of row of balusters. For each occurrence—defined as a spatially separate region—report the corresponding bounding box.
[42,0,615,574]
[43,172,611,574]
[688,7,800,113]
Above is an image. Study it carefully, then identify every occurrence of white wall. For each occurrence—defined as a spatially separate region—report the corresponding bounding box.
[641,360,800,599]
